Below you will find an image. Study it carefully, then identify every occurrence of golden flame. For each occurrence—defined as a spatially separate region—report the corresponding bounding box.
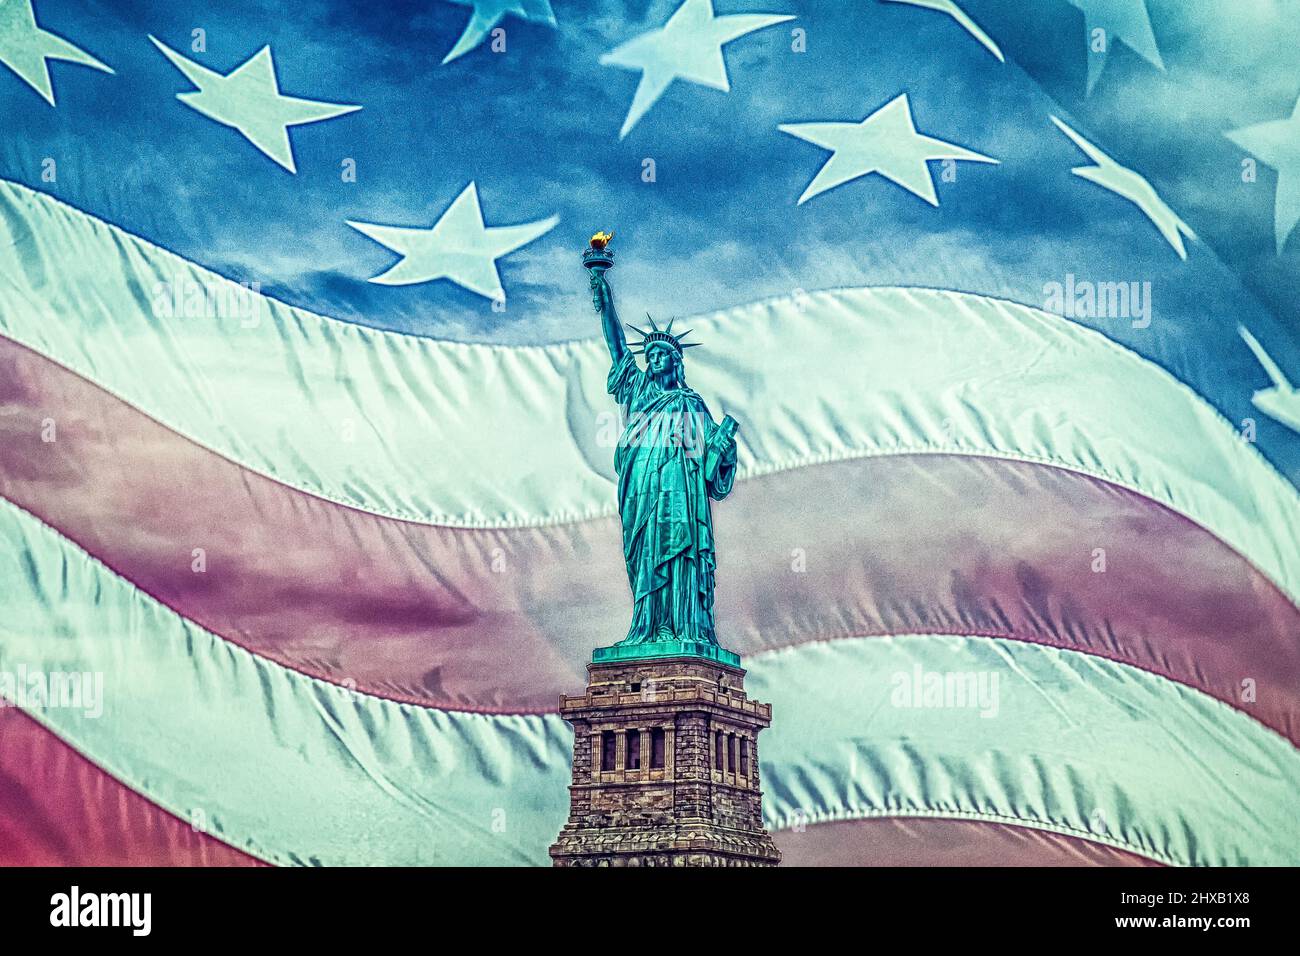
[589,230,614,250]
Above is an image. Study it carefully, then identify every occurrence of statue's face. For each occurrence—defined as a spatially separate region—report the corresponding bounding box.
[646,344,678,376]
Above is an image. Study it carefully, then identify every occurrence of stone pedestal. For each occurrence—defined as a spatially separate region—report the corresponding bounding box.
[549,655,780,867]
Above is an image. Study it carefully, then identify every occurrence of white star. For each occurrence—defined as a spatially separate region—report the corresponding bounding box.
[1050,115,1195,259]
[779,93,997,206]
[149,36,361,174]
[1239,326,1300,435]
[1067,0,1164,96]
[347,182,558,301]
[0,0,112,106]
[438,0,557,64]
[1226,96,1300,256]
[600,0,794,140]
[881,0,1003,62]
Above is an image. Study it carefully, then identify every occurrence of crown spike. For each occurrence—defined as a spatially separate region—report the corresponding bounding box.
[619,316,704,357]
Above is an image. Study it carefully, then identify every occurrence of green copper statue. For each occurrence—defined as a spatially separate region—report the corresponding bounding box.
[583,234,741,666]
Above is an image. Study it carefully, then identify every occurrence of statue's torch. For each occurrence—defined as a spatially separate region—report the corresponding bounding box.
[583,232,615,312]
[583,231,615,275]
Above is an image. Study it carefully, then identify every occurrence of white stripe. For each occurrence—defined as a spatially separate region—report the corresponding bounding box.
[1,180,1297,606]
[2,498,1297,865]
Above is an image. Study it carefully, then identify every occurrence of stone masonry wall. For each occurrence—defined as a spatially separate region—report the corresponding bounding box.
[550,655,780,866]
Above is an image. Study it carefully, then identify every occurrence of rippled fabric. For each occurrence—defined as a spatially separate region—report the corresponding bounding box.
[1,182,1296,608]
[774,817,1161,867]
[3,334,1297,739]
[0,709,264,866]
[751,636,1300,867]
[2,495,1296,865]
[0,501,571,866]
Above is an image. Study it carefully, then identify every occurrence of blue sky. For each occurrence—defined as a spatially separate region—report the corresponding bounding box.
[4,0,1300,481]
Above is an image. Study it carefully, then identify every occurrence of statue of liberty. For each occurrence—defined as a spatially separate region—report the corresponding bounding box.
[583,235,741,665]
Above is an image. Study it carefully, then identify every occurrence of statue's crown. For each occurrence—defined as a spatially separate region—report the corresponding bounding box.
[626,314,700,355]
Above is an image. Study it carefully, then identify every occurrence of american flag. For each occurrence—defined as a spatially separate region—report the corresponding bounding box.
[0,0,1297,866]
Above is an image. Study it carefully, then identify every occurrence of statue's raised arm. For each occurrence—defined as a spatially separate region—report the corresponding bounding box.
[582,232,627,365]
[590,271,628,365]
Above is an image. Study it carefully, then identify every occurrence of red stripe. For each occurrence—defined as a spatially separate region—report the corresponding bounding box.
[773,817,1162,866]
[1,334,1296,740]
[0,708,264,866]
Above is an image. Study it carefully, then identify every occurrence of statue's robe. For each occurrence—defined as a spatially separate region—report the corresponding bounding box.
[608,351,737,646]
